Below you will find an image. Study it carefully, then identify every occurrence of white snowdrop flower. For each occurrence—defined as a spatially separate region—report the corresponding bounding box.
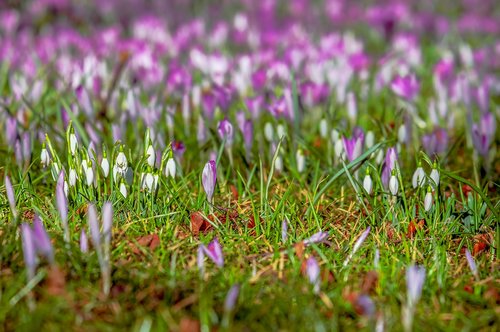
[412,166,426,189]
[424,188,433,212]
[119,181,128,198]
[334,139,344,160]
[69,132,78,155]
[83,160,94,186]
[398,125,407,144]
[430,164,440,188]
[115,149,128,177]
[365,131,375,149]
[101,156,110,178]
[363,172,373,195]
[165,158,176,178]
[64,181,69,197]
[275,155,283,173]
[142,172,155,192]
[153,174,159,191]
[296,149,305,173]
[389,172,399,196]
[319,119,328,138]
[146,144,155,167]
[69,168,77,187]
[40,143,50,167]
[51,162,61,181]
[331,129,340,144]
[276,124,286,140]
[264,122,274,142]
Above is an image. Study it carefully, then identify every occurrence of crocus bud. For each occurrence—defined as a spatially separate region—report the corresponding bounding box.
[40,142,50,167]
[20,223,36,280]
[406,265,425,307]
[389,170,399,196]
[202,237,224,267]
[202,160,217,203]
[56,170,69,241]
[5,175,17,218]
[224,284,240,313]
[412,164,426,189]
[32,216,54,264]
[424,187,433,212]
[363,169,373,195]
[281,218,289,243]
[218,118,234,146]
[80,229,89,253]
[165,158,176,178]
[306,256,320,294]
[296,149,305,173]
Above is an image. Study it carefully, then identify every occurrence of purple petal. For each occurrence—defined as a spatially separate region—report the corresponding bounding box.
[303,231,328,246]
[32,215,54,264]
[80,229,89,254]
[197,244,205,275]
[281,218,289,243]
[406,265,426,305]
[306,256,320,293]
[224,284,240,312]
[102,202,113,246]
[203,237,224,268]
[56,170,68,224]
[5,175,17,218]
[87,204,101,251]
[21,223,36,280]
[465,249,478,279]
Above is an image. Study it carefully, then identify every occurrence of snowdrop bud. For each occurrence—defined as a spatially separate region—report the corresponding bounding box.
[69,132,78,155]
[363,170,373,195]
[296,149,305,173]
[83,160,94,186]
[375,149,384,164]
[334,139,344,159]
[119,180,127,198]
[69,168,77,186]
[424,187,433,212]
[165,158,176,178]
[347,92,357,122]
[101,155,110,178]
[412,164,426,189]
[389,170,399,196]
[146,143,155,167]
[277,124,286,140]
[365,131,375,149]
[275,155,283,173]
[319,118,328,138]
[398,125,407,144]
[331,129,340,144]
[430,163,440,188]
[40,143,50,167]
[264,122,274,141]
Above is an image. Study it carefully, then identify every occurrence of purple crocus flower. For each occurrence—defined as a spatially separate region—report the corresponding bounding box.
[282,218,289,243]
[80,229,89,254]
[6,116,17,148]
[102,202,113,246]
[224,284,240,312]
[202,160,217,203]
[381,147,398,188]
[21,223,36,280]
[471,112,496,157]
[218,118,234,146]
[197,245,206,276]
[87,204,101,252]
[5,175,17,218]
[422,127,449,156]
[306,256,320,293]
[465,249,478,280]
[391,74,420,101]
[342,130,364,162]
[245,95,264,119]
[406,265,426,306]
[242,120,253,152]
[356,295,376,318]
[268,96,289,119]
[75,86,94,116]
[32,215,54,264]
[303,231,328,246]
[203,237,224,268]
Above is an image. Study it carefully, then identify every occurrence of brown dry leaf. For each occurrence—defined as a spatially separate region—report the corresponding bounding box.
[179,317,200,332]
[361,270,378,294]
[132,234,160,255]
[190,212,211,236]
[484,285,499,304]
[407,219,425,238]
[472,234,490,256]
[294,242,305,260]
[46,266,66,296]
[230,184,239,201]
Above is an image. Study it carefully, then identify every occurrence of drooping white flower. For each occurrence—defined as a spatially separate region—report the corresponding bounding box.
[69,132,78,155]
[40,143,50,167]
[69,168,77,187]
[276,124,286,140]
[412,165,426,188]
[264,122,274,142]
[319,118,328,138]
[424,188,433,212]
[146,143,155,167]
[430,165,440,188]
[101,156,110,178]
[389,172,399,196]
[363,172,373,195]
[165,158,176,178]
[296,149,305,173]
[365,131,375,149]
[119,181,127,198]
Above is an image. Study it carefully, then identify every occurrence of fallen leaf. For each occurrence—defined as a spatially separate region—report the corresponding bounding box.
[179,317,200,332]
[132,234,160,254]
[294,242,305,260]
[407,219,425,238]
[190,212,211,236]
[230,184,239,201]
[45,266,66,296]
[361,270,378,294]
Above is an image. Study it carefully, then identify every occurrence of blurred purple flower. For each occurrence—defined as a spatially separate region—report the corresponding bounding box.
[422,127,449,156]
[268,96,290,119]
[202,160,217,203]
[356,295,376,318]
[465,249,478,280]
[32,215,54,264]
[381,147,398,188]
[102,202,113,246]
[203,237,224,268]
[21,223,36,280]
[471,112,496,157]
[245,96,264,119]
[224,284,240,312]
[342,130,364,162]
[303,231,328,246]
[5,175,17,218]
[406,265,425,306]
[391,74,420,101]
[282,218,289,243]
[218,118,234,146]
[306,256,320,293]
[88,204,101,252]
[80,229,89,254]
[6,117,17,148]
